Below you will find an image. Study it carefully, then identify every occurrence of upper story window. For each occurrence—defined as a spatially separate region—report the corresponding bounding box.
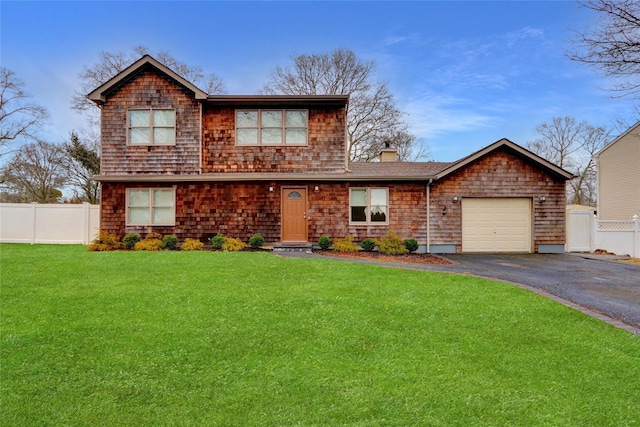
[236,110,307,146]
[128,109,176,145]
[350,188,388,224]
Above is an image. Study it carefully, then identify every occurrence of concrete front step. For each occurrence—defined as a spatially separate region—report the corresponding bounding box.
[273,243,314,252]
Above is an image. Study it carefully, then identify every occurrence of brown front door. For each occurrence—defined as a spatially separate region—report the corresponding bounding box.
[282,187,308,242]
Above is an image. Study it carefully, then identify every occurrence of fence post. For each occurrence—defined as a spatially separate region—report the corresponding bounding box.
[633,215,639,258]
[591,213,597,253]
[30,202,37,245]
[83,202,90,245]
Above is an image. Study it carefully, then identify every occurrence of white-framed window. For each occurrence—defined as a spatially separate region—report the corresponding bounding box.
[126,188,175,225]
[350,188,388,224]
[236,110,307,145]
[128,109,176,145]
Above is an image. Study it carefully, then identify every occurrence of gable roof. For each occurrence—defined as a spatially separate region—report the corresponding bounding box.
[595,120,640,158]
[435,138,574,180]
[87,55,208,104]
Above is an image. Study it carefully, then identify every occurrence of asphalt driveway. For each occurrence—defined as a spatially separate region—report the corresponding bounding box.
[428,253,640,332]
[278,251,640,334]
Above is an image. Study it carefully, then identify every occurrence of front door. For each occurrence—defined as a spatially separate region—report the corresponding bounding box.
[282,187,308,242]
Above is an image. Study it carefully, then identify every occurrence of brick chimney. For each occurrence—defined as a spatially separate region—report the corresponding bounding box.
[380,140,397,162]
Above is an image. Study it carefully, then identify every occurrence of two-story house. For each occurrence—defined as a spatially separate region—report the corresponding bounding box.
[89,55,572,253]
[595,121,640,221]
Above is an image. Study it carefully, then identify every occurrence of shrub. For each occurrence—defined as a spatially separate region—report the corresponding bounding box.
[145,231,163,240]
[222,237,246,252]
[134,238,162,251]
[332,235,359,253]
[122,233,140,250]
[88,231,122,252]
[162,235,179,250]
[404,238,419,253]
[360,238,377,252]
[181,238,204,251]
[210,233,225,250]
[378,230,408,255]
[248,233,265,249]
[318,235,332,250]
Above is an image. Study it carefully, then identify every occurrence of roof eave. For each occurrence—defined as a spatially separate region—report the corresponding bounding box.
[93,172,437,183]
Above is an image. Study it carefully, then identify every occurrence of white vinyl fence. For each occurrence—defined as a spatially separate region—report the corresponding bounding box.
[0,203,100,245]
[566,207,640,257]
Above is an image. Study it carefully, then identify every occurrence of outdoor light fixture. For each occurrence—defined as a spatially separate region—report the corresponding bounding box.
[269,186,274,192]
[452,196,459,203]
[314,185,320,192]
[539,196,546,202]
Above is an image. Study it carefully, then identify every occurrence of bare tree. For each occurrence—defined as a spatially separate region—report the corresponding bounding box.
[527,116,610,205]
[0,67,48,157]
[64,131,100,204]
[1,140,68,203]
[262,48,425,162]
[72,46,226,114]
[569,0,640,99]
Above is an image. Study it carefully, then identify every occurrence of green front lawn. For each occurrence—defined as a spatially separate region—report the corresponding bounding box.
[1,244,638,426]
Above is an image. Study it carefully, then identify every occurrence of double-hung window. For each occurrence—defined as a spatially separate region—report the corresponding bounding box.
[127,188,175,225]
[236,110,307,145]
[350,188,388,224]
[128,109,176,145]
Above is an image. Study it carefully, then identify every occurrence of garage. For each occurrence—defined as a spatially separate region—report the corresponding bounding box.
[462,198,532,252]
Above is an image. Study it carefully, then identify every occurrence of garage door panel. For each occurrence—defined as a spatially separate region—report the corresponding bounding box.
[462,198,532,252]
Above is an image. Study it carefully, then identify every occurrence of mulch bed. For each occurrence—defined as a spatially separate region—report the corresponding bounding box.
[313,250,452,265]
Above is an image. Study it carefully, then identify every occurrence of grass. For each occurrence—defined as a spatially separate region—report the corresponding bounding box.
[1,244,639,426]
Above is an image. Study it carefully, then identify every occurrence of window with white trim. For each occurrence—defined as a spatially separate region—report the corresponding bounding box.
[126,188,175,225]
[350,188,388,224]
[128,109,176,145]
[236,110,307,145]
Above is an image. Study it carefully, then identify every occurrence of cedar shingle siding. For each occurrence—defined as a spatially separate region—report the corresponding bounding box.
[100,68,201,175]
[202,107,347,173]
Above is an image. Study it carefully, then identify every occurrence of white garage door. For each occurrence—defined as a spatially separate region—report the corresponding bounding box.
[462,198,532,252]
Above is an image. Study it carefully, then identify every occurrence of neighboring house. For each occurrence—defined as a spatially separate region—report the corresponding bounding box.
[595,121,640,221]
[89,55,573,253]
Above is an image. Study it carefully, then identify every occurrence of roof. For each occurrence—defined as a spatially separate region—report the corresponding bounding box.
[206,95,349,108]
[87,55,208,104]
[595,120,640,158]
[435,138,574,180]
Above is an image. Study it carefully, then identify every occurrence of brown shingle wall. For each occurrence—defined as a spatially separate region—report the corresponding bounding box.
[100,181,428,244]
[100,68,201,175]
[430,149,567,252]
[202,107,347,173]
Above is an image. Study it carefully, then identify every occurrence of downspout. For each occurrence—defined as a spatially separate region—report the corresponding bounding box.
[426,179,432,253]
[199,102,203,175]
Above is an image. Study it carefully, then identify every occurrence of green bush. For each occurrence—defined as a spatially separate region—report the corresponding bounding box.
[88,231,122,252]
[360,238,377,252]
[318,235,332,250]
[162,235,179,250]
[222,237,246,252]
[378,230,408,255]
[332,235,359,253]
[181,238,204,251]
[122,233,140,250]
[248,233,265,248]
[210,233,225,250]
[404,238,419,253]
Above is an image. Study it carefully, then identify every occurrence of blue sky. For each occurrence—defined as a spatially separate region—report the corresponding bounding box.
[1,0,637,161]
